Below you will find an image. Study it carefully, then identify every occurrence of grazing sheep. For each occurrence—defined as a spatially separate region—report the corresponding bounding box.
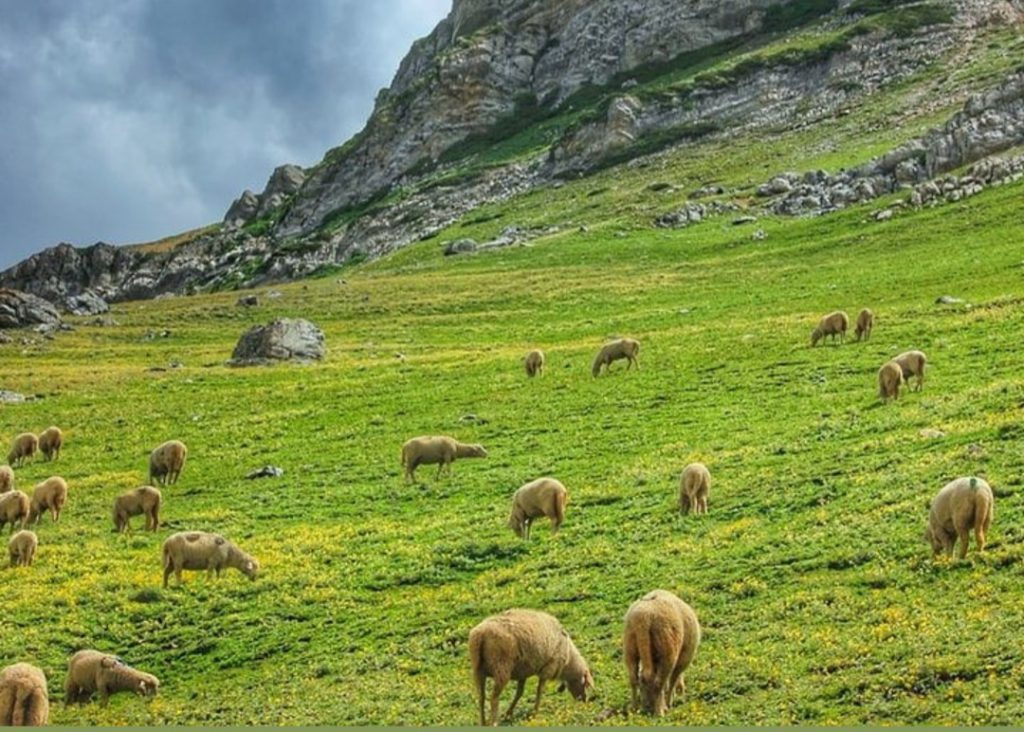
[0,663,49,726]
[64,650,159,707]
[0,491,29,533]
[679,463,711,515]
[28,477,68,525]
[149,440,187,486]
[924,476,994,559]
[113,486,162,533]
[8,530,37,568]
[623,589,701,716]
[855,308,874,342]
[592,338,640,377]
[525,349,545,378]
[0,465,12,493]
[37,426,63,461]
[810,311,849,346]
[895,349,927,391]
[878,360,902,402]
[469,609,593,726]
[400,436,487,483]
[509,478,568,539]
[162,531,259,588]
[6,434,37,468]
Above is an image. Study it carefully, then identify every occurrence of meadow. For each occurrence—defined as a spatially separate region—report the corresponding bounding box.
[3,29,1024,724]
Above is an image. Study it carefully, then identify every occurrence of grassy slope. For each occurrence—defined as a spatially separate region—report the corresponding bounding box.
[3,20,1024,729]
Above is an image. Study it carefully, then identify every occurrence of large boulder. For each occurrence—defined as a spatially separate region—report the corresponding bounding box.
[0,289,62,329]
[64,290,109,316]
[229,318,325,365]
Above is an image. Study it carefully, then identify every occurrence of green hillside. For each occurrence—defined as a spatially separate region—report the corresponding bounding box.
[3,18,1024,727]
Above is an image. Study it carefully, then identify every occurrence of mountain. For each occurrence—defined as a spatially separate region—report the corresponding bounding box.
[2,0,1022,303]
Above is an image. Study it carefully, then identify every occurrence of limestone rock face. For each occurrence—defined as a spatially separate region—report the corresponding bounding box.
[0,289,62,329]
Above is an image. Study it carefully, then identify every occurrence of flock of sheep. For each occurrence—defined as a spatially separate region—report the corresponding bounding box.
[0,312,996,726]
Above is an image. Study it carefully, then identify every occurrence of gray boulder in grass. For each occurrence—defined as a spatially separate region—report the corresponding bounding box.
[230,318,325,365]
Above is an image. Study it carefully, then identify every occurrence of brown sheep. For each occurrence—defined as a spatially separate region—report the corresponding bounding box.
[810,311,849,346]
[37,426,63,461]
[508,478,568,539]
[924,476,994,559]
[0,465,13,493]
[149,440,187,486]
[679,463,711,515]
[895,349,927,391]
[0,491,29,533]
[6,434,37,468]
[525,349,545,378]
[113,486,162,533]
[28,477,68,525]
[8,530,37,568]
[623,589,701,716]
[592,338,640,376]
[0,663,49,726]
[469,609,593,726]
[162,531,259,588]
[400,436,487,483]
[64,650,159,707]
[855,308,874,341]
[878,360,902,402]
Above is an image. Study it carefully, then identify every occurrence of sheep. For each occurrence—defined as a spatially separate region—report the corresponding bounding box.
[162,531,259,588]
[679,463,711,515]
[895,349,927,391]
[6,434,37,468]
[8,530,37,568]
[924,476,994,559]
[149,440,187,485]
[878,360,902,402]
[64,650,159,707]
[524,349,545,378]
[400,436,487,483]
[113,486,162,533]
[623,589,701,716]
[0,465,12,493]
[37,426,63,461]
[469,608,593,726]
[27,476,68,525]
[592,338,640,376]
[810,311,849,346]
[0,491,29,533]
[508,478,568,539]
[0,663,49,726]
[855,308,874,342]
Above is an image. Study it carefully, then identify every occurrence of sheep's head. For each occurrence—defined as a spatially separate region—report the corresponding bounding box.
[467,444,488,459]
[508,514,524,538]
[242,556,260,580]
[810,328,823,346]
[923,525,942,555]
[137,673,160,698]
[558,669,594,702]
[5,450,15,464]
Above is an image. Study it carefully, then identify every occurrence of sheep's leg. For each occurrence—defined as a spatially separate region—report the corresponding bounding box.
[503,679,526,721]
[975,523,986,553]
[531,678,547,715]
[488,678,507,727]
[625,643,640,710]
[956,527,971,559]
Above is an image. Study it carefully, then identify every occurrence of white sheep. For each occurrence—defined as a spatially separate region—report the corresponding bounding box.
[924,476,994,559]
[8,530,37,568]
[525,350,545,378]
[162,531,259,587]
[27,476,68,525]
[37,426,63,461]
[878,360,902,402]
[0,491,29,534]
[679,463,710,515]
[113,486,162,533]
[895,349,927,391]
[0,663,49,725]
[592,338,640,376]
[0,465,13,493]
[64,650,159,707]
[508,478,568,539]
[400,436,487,483]
[810,311,849,346]
[7,434,37,468]
[149,440,187,486]
[854,308,874,341]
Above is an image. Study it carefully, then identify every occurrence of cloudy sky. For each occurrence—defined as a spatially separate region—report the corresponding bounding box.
[0,0,450,269]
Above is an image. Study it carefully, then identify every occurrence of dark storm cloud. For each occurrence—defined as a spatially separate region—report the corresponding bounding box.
[0,0,450,268]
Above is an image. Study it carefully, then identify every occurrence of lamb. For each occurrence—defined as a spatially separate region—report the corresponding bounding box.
[623,589,701,716]
[854,308,874,342]
[162,531,259,588]
[810,311,849,346]
[0,465,12,493]
[679,463,711,515]
[468,608,593,726]
[400,436,488,483]
[113,486,162,533]
[8,530,37,567]
[894,349,927,391]
[524,349,545,378]
[508,478,568,539]
[28,477,68,525]
[592,338,640,376]
[0,491,29,533]
[149,440,187,485]
[64,650,159,707]
[7,434,37,468]
[37,426,63,461]
[878,360,902,402]
[0,663,49,726]
[924,476,994,559]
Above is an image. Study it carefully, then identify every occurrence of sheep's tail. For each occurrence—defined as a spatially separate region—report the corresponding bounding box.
[633,618,657,686]
[469,632,487,725]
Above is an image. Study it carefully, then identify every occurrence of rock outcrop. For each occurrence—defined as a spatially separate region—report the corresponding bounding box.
[224,164,306,229]
[229,318,326,365]
[0,289,62,330]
